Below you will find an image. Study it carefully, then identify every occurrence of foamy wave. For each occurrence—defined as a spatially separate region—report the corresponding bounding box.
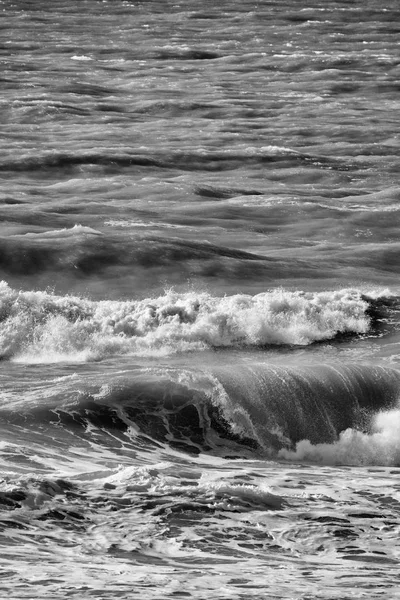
[279,409,400,466]
[0,282,371,362]
[97,465,284,511]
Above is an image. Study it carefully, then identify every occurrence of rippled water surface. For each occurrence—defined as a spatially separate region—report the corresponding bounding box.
[1,0,400,598]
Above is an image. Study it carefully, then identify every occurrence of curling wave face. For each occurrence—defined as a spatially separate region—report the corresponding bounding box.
[3,362,400,463]
[0,282,373,361]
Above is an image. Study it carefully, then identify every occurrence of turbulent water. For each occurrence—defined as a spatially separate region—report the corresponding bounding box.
[1,0,400,598]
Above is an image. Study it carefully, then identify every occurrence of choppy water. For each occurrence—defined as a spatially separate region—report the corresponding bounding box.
[1,0,400,598]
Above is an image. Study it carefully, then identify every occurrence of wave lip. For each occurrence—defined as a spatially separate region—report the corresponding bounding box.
[0,283,372,361]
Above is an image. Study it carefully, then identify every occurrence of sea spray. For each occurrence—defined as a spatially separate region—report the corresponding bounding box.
[279,408,400,466]
[0,282,372,362]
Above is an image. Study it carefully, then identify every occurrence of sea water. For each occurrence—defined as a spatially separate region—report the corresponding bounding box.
[1,0,400,598]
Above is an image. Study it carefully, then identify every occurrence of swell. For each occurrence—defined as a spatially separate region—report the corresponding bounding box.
[2,364,400,459]
[0,283,381,361]
[0,148,349,173]
[0,230,315,283]
[0,232,275,275]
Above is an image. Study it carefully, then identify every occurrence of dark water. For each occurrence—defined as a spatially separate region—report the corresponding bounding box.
[1,1,400,598]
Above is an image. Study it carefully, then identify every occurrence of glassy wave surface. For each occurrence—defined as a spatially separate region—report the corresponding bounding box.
[1,0,400,598]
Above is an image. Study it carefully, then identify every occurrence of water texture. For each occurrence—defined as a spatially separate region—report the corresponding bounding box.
[1,1,400,598]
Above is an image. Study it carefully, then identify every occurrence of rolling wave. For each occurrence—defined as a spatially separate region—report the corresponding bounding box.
[3,363,400,462]
[0,283,378,361]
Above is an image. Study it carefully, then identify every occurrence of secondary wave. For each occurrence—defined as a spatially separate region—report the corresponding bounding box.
[0,282,377,361]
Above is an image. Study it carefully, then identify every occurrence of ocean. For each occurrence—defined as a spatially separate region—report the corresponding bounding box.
[1,0,400,597]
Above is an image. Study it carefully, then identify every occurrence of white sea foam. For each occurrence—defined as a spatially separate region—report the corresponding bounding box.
[105,219,190,230]
[71,55,92,61]
[279,408,400,466]
[98,464,284,509]
[0,282,372,362]
[20,225,102,238]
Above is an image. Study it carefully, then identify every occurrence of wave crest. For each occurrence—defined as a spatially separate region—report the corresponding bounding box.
[0,283,372,361]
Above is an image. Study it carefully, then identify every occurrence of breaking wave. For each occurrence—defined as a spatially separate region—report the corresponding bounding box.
[280,409,400,466]
[3,363,400,464]
[0,282,379,361]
